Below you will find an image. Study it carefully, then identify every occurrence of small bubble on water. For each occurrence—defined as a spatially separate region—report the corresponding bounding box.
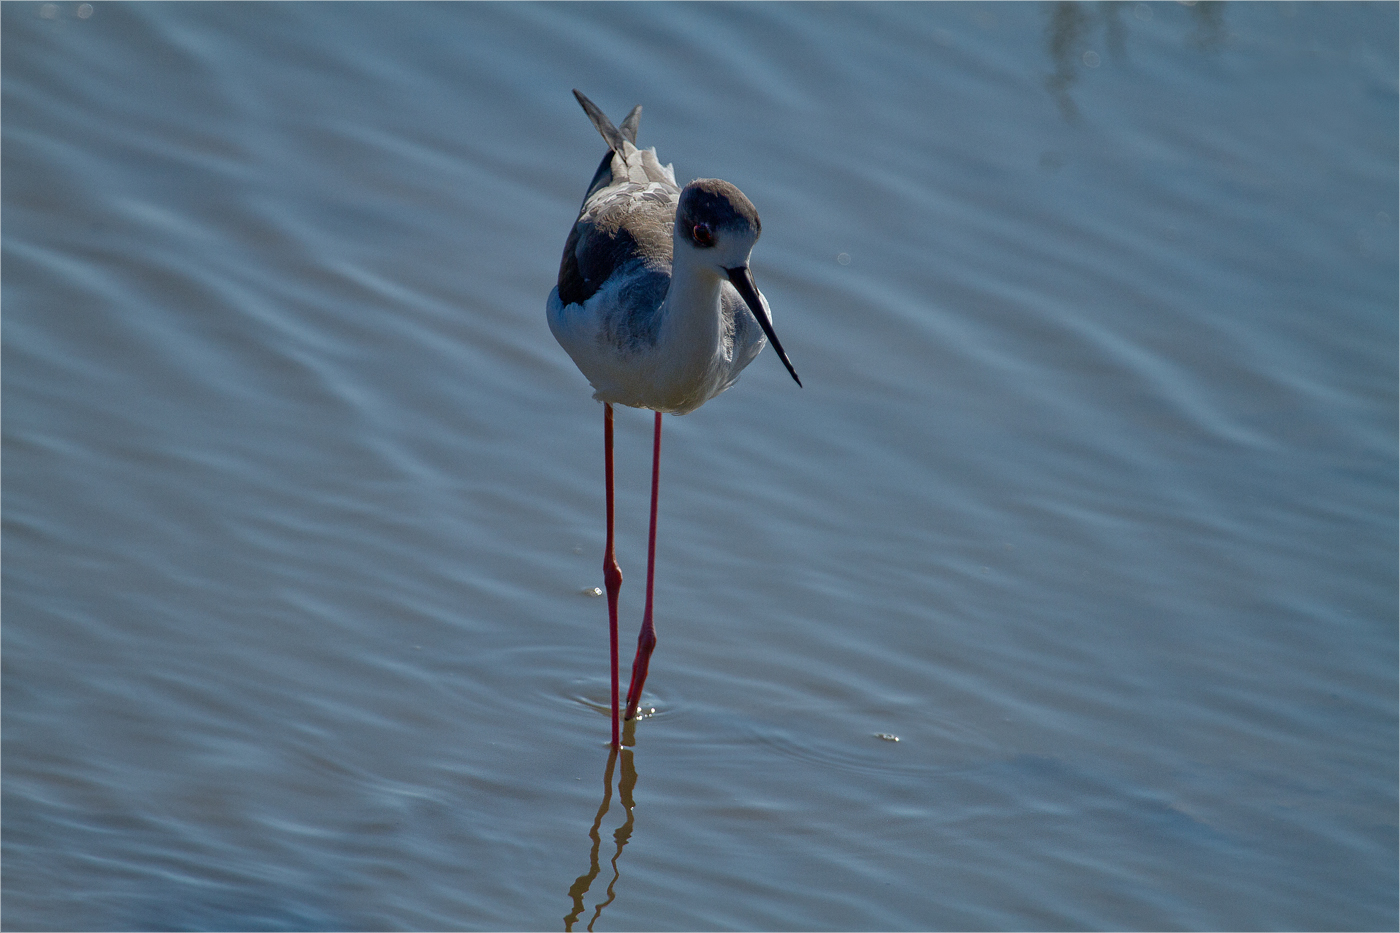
[875,733,900,742]
[1082,50,1101,68]
[77,3,93,18]
[836,252,851,265]
[582,586,603,597]
[39,3,58,18]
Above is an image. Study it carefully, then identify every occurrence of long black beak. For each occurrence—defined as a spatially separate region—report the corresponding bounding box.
[726,266,802,387]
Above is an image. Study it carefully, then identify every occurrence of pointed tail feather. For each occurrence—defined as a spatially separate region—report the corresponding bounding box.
[619,105,642,144]
[573,90,632,156]
[573,92,668,194]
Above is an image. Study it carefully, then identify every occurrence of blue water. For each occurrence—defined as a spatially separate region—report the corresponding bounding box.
[5,2,1396,930]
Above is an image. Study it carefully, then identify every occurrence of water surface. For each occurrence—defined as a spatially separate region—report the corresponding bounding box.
[4,2,1396,930]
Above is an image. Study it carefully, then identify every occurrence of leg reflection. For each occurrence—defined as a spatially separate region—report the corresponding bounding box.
[563,746,639,931]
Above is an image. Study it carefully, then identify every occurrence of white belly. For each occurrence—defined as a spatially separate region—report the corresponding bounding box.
[546,280,767,415]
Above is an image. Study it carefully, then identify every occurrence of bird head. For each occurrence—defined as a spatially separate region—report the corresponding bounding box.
[675,179,800,387]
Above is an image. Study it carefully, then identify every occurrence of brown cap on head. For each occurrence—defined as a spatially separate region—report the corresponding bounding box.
[678,179,761,241]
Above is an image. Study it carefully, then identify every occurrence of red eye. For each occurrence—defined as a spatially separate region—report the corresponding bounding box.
[692,223,714,247]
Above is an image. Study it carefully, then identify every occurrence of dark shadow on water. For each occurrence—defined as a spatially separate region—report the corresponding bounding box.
[563,740,639,931]
[1043,1,1228,123]
[1045,0,1094,123]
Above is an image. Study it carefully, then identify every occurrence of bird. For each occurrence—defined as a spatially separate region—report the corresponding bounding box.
[547,90,801,748]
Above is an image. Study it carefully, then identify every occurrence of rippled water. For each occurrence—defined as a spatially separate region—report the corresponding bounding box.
[5,2,1396,930]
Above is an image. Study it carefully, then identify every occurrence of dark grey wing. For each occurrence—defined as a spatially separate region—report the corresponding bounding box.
[558,215,637,308]
[558,93,677,309]
[599,260,668,350]
[580,151,616,208]
[557,176,677,303]
[559,186,676,308]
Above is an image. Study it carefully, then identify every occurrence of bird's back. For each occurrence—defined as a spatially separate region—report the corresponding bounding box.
[555,99,680,310]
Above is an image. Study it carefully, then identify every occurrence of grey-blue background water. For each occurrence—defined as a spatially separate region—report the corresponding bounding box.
[4,2,1396,930]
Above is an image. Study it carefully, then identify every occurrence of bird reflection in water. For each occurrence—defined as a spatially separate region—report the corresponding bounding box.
[564,741,639,931]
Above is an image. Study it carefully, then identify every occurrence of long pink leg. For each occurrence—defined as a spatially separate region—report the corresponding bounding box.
[624,411,662,721]
[603,404,622,748]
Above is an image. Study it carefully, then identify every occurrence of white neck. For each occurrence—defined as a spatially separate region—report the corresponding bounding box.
[653,238,728,403]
